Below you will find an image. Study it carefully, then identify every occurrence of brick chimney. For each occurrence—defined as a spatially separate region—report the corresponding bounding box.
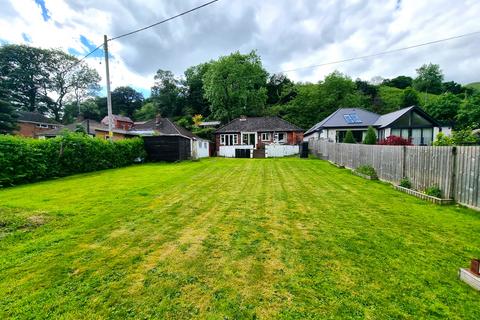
[155,113,162,124]
[239,115,247,121]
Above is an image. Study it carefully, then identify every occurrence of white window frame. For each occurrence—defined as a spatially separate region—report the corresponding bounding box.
[36,123,49,128]
[273,132,287,143]
[261,133,270,141]
[220,134,238,146]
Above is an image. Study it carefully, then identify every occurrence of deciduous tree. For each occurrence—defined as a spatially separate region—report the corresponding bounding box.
[413,63,444,94]
[111,86,144,118]
[203,51,268,122]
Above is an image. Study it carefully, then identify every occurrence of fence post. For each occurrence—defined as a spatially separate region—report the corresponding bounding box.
[402,145,407,178]
[449,146,457,200]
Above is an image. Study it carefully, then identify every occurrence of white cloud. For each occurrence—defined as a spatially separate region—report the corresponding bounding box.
[0,0,479,95]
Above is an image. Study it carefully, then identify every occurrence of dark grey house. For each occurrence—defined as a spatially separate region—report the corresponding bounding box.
[305,106,449,145]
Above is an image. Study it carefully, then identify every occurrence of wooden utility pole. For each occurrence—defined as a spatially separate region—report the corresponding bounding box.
[103,35,113,138]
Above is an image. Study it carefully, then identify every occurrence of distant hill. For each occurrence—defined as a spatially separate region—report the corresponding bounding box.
[466,82,480,91]
[378,86,440,114]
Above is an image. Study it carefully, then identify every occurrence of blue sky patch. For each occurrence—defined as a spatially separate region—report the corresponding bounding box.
[35,0,51,21]
[79,35,105,58]
[22,33,32,43]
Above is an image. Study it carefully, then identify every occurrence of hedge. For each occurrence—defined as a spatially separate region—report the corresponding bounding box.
[0,133,146,187]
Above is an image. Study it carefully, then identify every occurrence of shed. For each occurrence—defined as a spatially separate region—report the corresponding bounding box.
[143,135,191,162]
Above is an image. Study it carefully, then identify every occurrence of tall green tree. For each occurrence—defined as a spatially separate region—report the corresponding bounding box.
[266,73,295,105]
[0,99,18,134]
[424,93,461,125]
[442,81,464,94]
[382,76,413,89]
[203,51,268,122]
[0,44,100,121]
[133,101,157,121]
[151,69,184,117]
[400,87,420,108]
[268,71,367,129]
[184,63,211,117]
[44,49,100,121]
[456,93,480,129]
[0,44,50,112]
[413,63,444,94]
[111,86,144,118]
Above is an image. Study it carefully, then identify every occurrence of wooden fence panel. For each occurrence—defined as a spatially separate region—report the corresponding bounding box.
[405,146,454,198]
[455,147,480,209]
[309,141,480,210]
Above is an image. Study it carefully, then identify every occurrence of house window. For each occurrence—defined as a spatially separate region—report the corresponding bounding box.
[220,134,237,146]
[274,132,286,143]
[261,133,270,141]
[36,123,49,128]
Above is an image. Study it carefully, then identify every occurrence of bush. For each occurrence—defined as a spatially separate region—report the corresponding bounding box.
[355,165,378,180]
[451,128,479,146]
[363,126,377,145]
[433,132,453,146]
[343,130,356,143]
[400,177,412,189]
[378,135,412,145]
[425,185,442,198]
[0,133,145,187]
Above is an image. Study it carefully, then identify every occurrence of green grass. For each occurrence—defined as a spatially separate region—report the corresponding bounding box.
[0,158,479,319]
[466,82,480,92]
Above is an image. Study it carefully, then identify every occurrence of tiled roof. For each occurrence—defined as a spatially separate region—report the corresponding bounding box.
[17,111,60,125]
[305,106,440,135]
[133,118,202,140]
[216,116,303,133]
[39,119,102,136]
[101,115,133,125]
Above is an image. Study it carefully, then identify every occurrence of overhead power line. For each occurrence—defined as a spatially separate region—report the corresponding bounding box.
[108,0,221,41]
[278,30,480,74]
[172,29,480,88]
[66,0,221,72]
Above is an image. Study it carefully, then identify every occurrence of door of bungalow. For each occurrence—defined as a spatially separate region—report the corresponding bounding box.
[242,132,257,148]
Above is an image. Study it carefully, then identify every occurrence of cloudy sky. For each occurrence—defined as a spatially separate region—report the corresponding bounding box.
[1,0,479,97]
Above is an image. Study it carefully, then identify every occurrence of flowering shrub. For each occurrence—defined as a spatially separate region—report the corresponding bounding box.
[378,135,412,145]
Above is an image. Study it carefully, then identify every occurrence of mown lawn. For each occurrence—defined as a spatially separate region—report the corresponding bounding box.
[0,158,479,319]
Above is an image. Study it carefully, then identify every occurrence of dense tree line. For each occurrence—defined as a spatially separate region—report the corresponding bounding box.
[1,44,479,137]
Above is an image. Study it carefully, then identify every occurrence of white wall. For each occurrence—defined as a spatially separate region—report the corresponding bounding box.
[218,145,253,158]
[434,126,452,137]
[265,144,299,157]
[196,140,210,158]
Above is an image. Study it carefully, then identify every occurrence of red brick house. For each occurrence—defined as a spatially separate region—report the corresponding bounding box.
[101,115,134,131]
[16,111,62,138]
[215,116,304,158]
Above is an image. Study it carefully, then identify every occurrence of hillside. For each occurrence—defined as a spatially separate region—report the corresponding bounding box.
[378,86,441,114]
[466,82,480,91]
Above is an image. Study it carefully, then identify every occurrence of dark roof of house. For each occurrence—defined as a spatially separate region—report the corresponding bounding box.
[17,111,60,125]
[305,106,440,135]
[216,116,303,133]
[39,119,102,136]
[101,115,133,124]
[133,118,204,140]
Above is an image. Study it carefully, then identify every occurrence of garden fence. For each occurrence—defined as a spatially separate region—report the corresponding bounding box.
[309,140,480,210]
